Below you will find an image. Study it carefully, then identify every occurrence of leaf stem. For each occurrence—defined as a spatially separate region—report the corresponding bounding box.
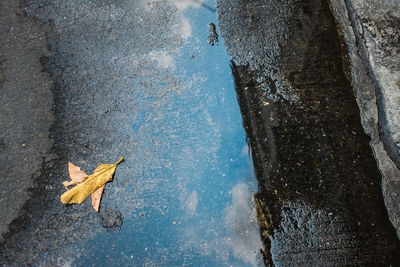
[116,156,124,165]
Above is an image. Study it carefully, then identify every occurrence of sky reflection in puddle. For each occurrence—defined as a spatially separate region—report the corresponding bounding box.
[77,1,262,265]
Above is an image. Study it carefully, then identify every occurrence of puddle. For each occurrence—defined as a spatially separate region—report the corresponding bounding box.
[67,1,263,266]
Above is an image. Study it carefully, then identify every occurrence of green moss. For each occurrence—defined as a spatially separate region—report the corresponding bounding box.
[254,193,273,238]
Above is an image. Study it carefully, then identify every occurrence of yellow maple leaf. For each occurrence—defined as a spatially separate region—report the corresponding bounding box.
[60,156,124,206]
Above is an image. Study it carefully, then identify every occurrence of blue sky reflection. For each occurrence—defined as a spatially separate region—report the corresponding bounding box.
[76,1,263,266]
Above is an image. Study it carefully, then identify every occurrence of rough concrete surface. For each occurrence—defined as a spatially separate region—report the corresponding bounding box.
[0,0,54,241]
[218,0,400,265]
[329,0,400,238]
[216,0,298,102]
[0,0,262,266]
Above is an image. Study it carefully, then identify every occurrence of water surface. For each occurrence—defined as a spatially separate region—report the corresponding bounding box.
[73,1,263,265]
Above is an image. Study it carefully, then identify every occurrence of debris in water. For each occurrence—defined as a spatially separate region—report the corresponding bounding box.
[207,22,219,46]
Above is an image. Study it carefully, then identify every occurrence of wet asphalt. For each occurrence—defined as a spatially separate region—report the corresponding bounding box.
[1,0,262,266]
[1,0,400,266]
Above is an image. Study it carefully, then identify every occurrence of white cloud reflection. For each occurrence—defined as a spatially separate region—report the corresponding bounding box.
[174,17,192,40]
[148,50,176,70]
[174,0,205,10]
[135,0,204,10]
[224,183,263,266]
[186,190,198,215]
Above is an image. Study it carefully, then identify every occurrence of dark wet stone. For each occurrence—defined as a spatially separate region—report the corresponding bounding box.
[330,0,400,237]
[100,208,123,231]
[219,0,400,265]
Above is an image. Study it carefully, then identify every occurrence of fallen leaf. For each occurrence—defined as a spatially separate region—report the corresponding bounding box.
[62,162,88,188]
[91,185,105,212]
[60,156,124,207]
[62,162,105,211]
